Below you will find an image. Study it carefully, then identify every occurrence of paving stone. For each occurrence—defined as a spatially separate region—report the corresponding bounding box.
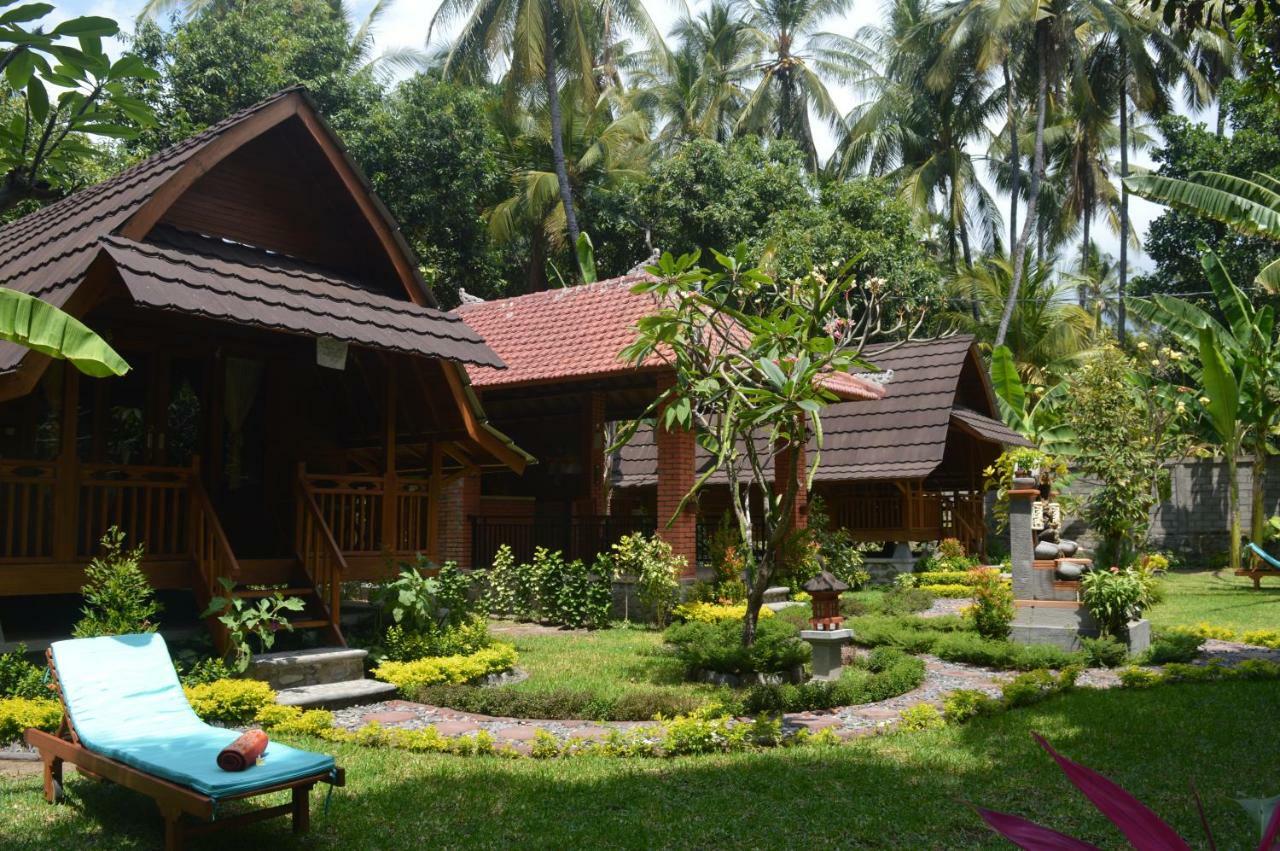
[572,727,612,740]
[495,726,540,741]
[433,721,482,737]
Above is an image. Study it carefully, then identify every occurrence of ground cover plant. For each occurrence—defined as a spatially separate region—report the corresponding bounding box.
[3,680,1277,848]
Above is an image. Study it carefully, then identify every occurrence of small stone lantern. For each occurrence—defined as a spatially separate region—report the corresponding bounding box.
[803,570,849,630]
[800,571,853,681]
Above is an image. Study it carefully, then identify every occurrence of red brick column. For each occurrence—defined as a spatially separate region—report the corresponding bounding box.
[655,376,698,578]
[442,473,482,568]
[775,439,808,533]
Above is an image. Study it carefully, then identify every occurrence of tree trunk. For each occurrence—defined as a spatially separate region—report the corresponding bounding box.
[542,21,582,279]
[1228,447,1241,572]
[1004,58,1019,254]
[1079,207,1090,307]
[1118,63,1130,346]
[996,22,1048,347]
[1251,437,1267,551]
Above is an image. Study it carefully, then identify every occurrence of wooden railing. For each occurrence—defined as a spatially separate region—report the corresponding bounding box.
[301,470,431,557]
[0,460,56,559]
[295,473,347,644]
[189,473,239,655]
[836,492,944,538]
[78,463,191,559]
[394,480,431,554]
[940,492,986,553]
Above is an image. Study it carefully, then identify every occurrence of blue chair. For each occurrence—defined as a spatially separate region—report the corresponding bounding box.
[1243,542,1280,589]
[24,633,343,850]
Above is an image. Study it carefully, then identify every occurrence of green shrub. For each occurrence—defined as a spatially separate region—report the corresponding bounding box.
[917,584,975,598]
[878,587,935,615]
[1080,636,1130,668]
[416,682,712,722]
[0,645,46,699]
[383,615,493,662]
[254,704,336,736]
[969,567,1014,640]
[554,556,613,629]
[942,689,999,723]
[608,533,684,627]
[72,527,160,638]
[481,545,523,617]
[1000,668,1079,708]
[375,558,477,635]
[742,648,925,713]
[183,679,276,725]
[899,703,945,731]
[1081,568,1146,637]
[176,656,233,687]
[1144,632,1204,664]
[0,697,61,741]
[664,618,809,675]
[1242,629,1280,649]
[930,632,1083,671]
[912,570,987,586]
[373,644,518,696]
[1167,622,1236,641]
[1118,667,1162,688]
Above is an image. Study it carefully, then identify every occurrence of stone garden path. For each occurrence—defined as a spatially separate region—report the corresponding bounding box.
[329,638,1280,752]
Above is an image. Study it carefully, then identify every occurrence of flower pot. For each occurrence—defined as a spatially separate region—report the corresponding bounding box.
[1034,540,1062,560]
[1058,539,1079,557]
[1012,476,1037,490]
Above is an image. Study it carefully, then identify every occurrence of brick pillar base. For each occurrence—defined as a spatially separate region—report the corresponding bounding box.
[775,441,808,533]
[656,380,698,578]
[442,473,482,569]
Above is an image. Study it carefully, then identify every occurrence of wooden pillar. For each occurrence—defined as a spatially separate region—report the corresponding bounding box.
[52,367,79,562]
[381,360,397,553]
[655,375,697,578]
[426,442,443,563]
[579,391,606,517]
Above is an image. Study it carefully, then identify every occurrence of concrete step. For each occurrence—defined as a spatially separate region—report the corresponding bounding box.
[249,646,367,689]
[275,678,396,710]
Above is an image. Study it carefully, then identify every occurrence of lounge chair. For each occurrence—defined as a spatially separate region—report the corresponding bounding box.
[24,633,344,850]
[1242,542,1280,589]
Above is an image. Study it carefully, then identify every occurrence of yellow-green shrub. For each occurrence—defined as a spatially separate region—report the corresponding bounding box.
[373,644,517,696]
[0,697,61,741]
[671,602,775,624]
[917,583,976,598]
[1242,629,1280,649]
[184,678,276,725]
[254,704,335,737]
[1167,622,1237,641]
[898,703,945,731]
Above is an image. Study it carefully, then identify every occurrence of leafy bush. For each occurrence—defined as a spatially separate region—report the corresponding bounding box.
[481,545,524,617]
[969,567,1014,640]
[1144,632,1204,664]
[0,645,46,699]
[72,527,160,638]
[373,644,518,696]
[486,547,613,628]
[176,656,233,687]
[672,601,775,624]
[1081,567,1147,637]
[931,632,1083,671]
[805,495,870,589]
[878,586,935,615]
[742,648,925,713]
[917,584,976,598]
[416,683,709,722]
[1118,667,1163,688]
[937,538,966,560]
[202,577,306,672]
[554,556,613,629]
[1000,667,1080,708]
[254,704,336,737]
[913,570,988,586]
[383,616,493,662]
[183,678,276,725]
[0,697,60,742]
[942,689,999,723]
[1167,622,1236,641]
[899,703,945,732]
[706,510,749,601]
[1080,636,1130,668]
[608,533,684,627]
[664,618,809,675]
[375,559,476,635]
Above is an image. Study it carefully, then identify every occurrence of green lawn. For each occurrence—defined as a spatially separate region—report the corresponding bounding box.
[1147,569,1280,634]
[2,680,1276,848]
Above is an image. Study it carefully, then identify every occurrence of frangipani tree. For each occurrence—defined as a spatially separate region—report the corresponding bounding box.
[0,288,128,377]
[618,247,928,645]
[1128,246,1279,572]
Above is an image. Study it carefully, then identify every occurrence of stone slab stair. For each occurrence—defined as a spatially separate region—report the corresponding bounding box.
[248,646,395,710]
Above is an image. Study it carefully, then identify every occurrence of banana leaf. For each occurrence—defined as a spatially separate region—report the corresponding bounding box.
[0,287,128,377]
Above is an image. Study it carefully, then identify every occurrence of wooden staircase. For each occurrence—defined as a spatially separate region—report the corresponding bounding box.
[189,474,347,657]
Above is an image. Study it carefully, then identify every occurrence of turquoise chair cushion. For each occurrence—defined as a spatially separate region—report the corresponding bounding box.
[50,633,334,800]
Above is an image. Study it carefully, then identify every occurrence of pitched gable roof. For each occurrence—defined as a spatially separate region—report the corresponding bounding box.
[0,87,505,377]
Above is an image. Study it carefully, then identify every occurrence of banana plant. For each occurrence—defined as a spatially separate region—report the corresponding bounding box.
[0,287,128,378]
[1128,246,1279,572]
[1125,170,1280,292]
[989,345,1076,454]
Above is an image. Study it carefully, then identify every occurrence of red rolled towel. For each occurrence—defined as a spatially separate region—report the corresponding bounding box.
[217,729,269,772]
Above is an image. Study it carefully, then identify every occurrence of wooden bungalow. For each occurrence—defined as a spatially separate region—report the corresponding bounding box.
[0,88,529,650]
[449,281,1026,571]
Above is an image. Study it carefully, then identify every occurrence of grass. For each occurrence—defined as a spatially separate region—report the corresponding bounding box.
[495,624,729,707]
[1,679,1276,848]
[1147,569,1280,634]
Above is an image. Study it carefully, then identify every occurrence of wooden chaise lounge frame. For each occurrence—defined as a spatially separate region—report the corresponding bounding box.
[1241,542,1280,590]
[24,648,345,850]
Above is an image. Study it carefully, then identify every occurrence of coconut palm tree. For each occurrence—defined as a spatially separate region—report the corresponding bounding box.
[430,0,663,278]
[733,0,869,172]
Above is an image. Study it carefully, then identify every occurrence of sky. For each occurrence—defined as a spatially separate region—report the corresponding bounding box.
[57,0,1226,275]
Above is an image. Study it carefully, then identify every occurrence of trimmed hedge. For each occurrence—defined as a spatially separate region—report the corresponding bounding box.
[916,584,975,598]
[742,647,925,713]
[672,602,775,624]
[415,684,706,722]
[849,614,1085,670]
[373,644,518,696]
[664,618,809,675]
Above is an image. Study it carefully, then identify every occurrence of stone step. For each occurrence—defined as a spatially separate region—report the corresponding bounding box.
[275,678,397,710]
[249,646,368,689]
